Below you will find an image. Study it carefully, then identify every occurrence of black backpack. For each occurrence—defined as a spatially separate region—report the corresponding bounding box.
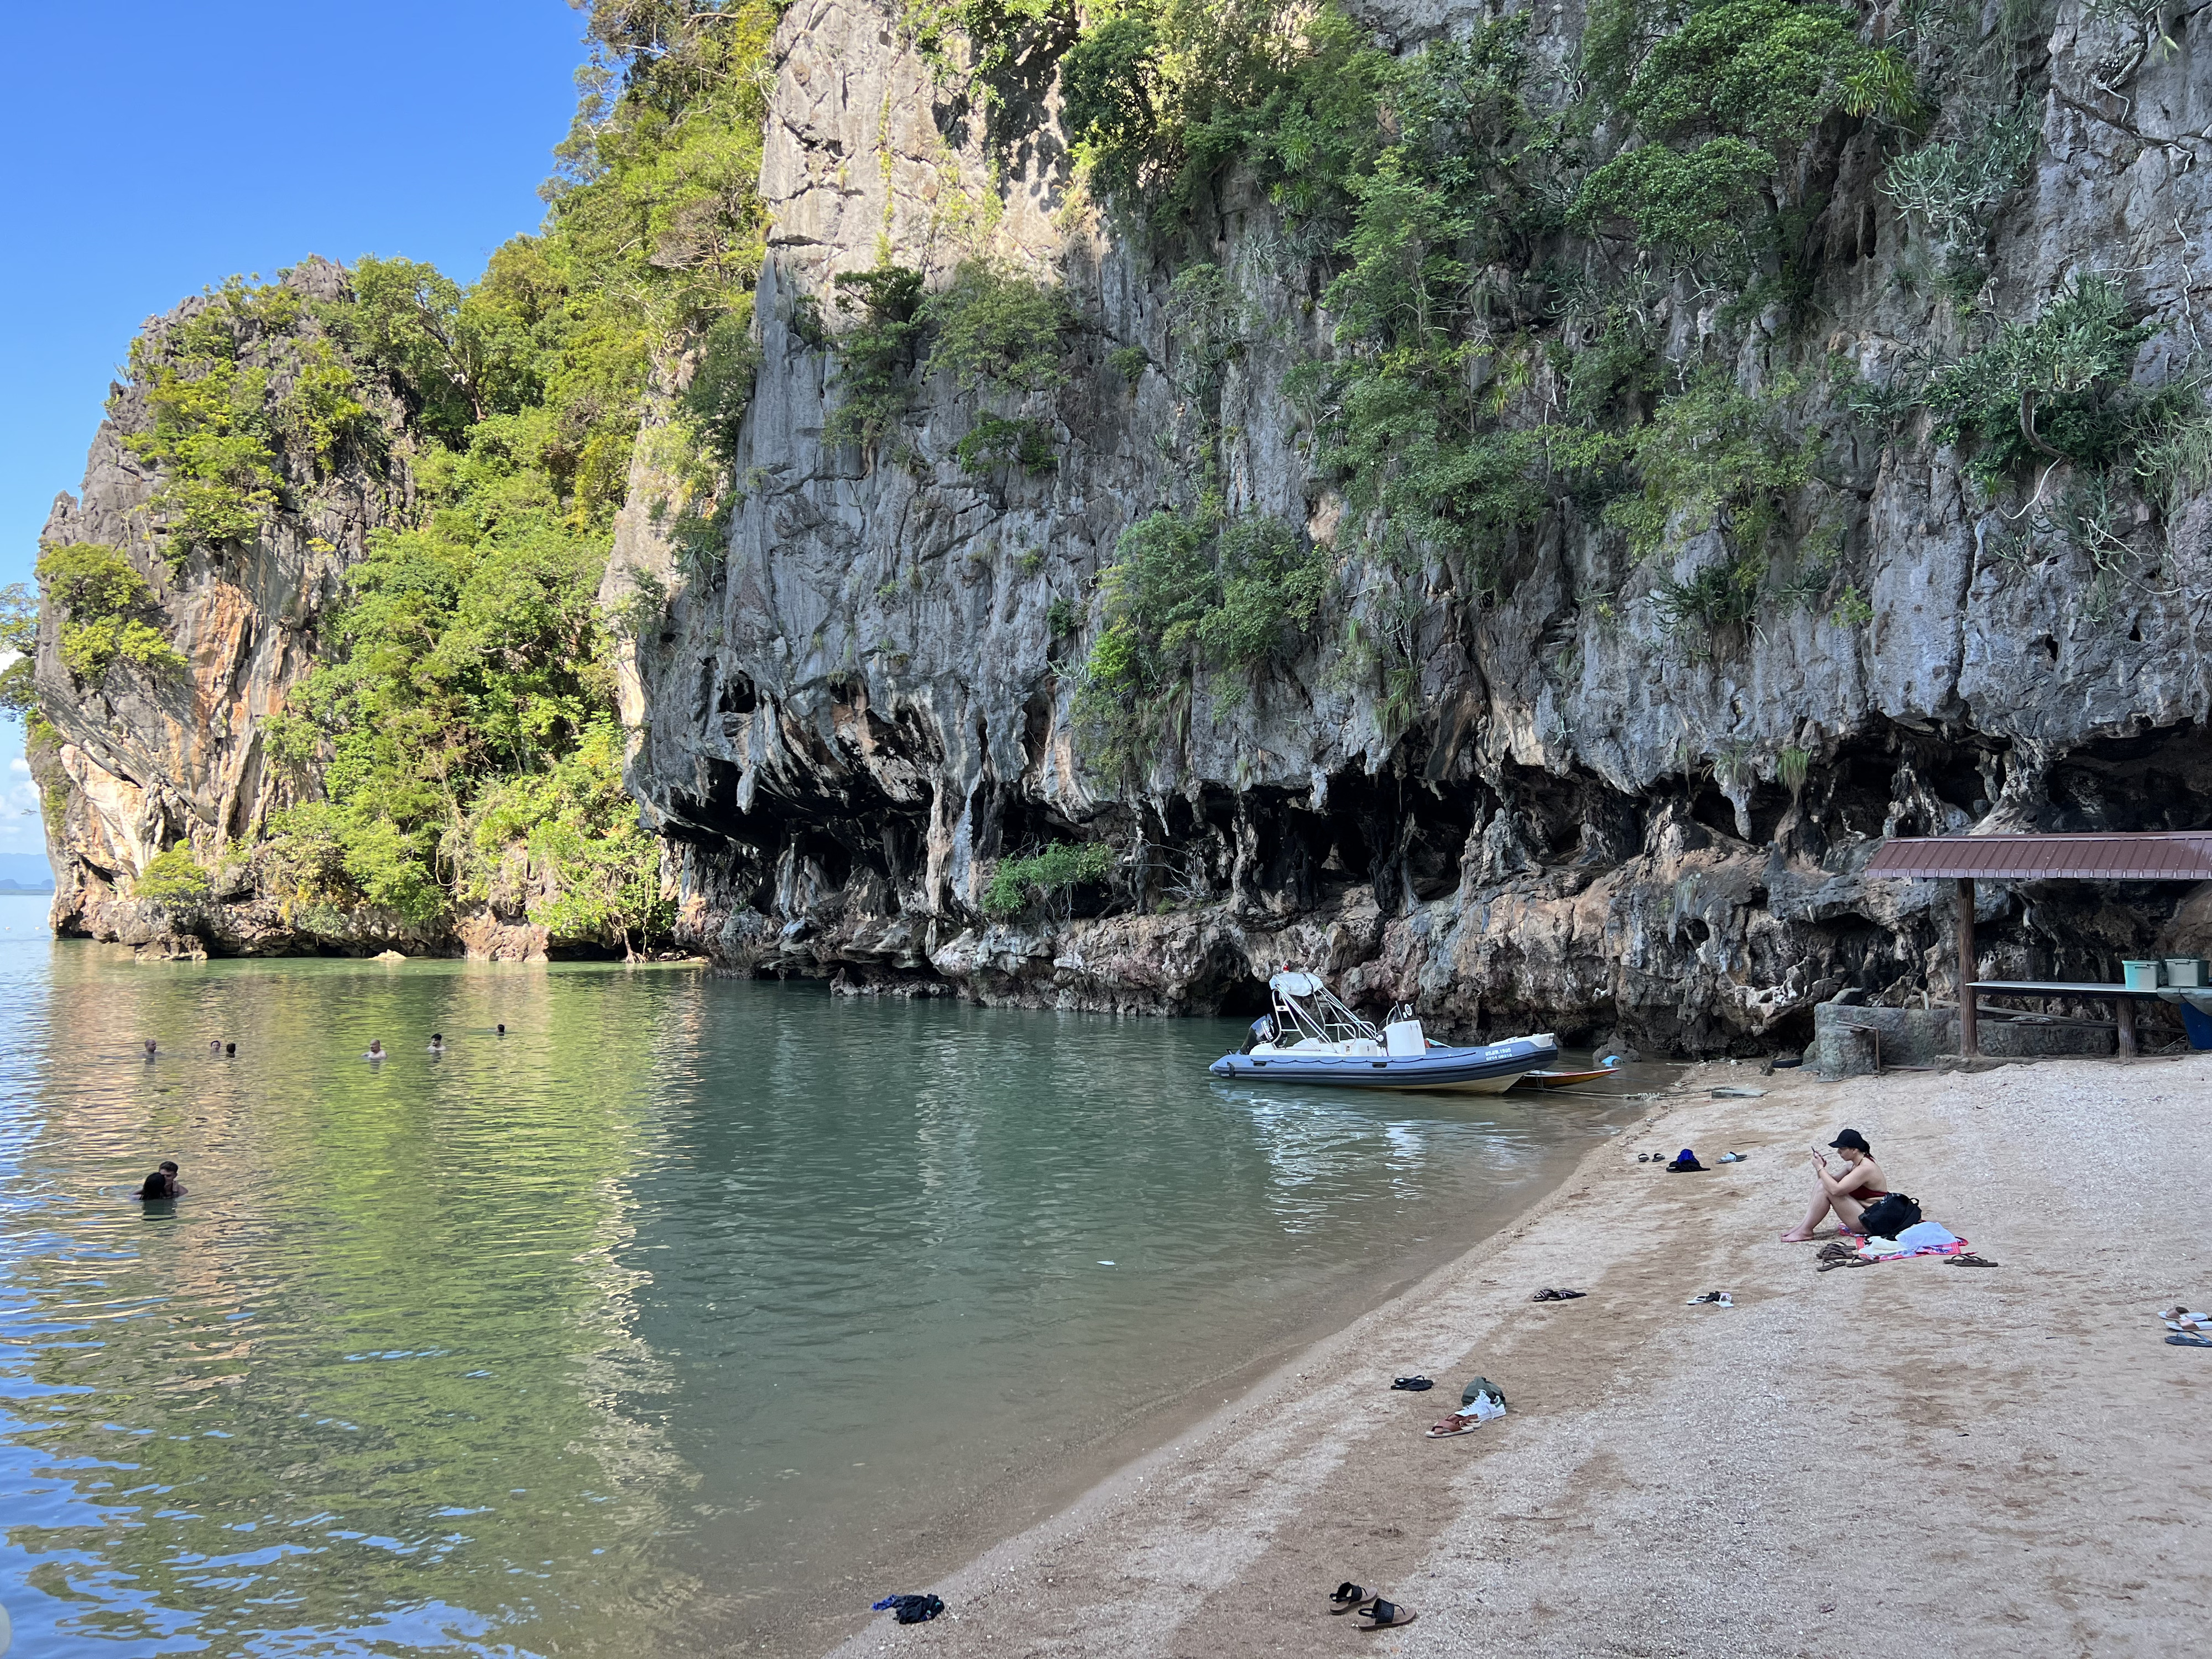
[1858,1193,1922,1238]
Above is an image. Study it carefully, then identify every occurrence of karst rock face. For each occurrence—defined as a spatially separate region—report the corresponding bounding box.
[35,6,2212,1043]
[604,0,2212,1052]
[29,259,445,957]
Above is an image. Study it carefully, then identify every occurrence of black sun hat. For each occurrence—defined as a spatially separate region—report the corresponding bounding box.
[1828,1128,1871,1154]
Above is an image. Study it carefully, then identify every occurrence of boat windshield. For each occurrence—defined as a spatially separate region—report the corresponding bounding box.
[1267,971,1380,1046]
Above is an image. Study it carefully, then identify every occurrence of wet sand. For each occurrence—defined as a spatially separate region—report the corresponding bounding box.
[828,1055,2212,1656]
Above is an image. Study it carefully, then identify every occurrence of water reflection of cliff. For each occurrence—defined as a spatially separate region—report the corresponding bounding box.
[2,958,1637,1656]
[0,953,697,1657]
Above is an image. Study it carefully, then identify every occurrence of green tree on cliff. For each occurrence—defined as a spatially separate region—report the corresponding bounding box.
[249,0,779,950]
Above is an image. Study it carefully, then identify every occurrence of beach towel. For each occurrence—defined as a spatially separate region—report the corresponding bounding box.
[1858,1221,1966,1261]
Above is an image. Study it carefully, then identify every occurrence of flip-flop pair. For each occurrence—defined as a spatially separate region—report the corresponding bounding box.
[1327,1584,1416,1627]
[1529,1287,1586,1302]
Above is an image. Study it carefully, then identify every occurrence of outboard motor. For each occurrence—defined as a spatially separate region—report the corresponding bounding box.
[1238,1015,1275,1055]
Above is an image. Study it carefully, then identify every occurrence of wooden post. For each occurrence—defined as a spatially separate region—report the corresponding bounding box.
[2117,994,2137,1057]
[1957,878,1978,1057]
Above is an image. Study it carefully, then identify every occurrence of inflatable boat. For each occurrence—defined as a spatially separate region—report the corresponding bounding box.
[1207,971,1559,1094]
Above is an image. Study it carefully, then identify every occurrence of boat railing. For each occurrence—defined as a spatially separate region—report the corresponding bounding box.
[1269,971,1381,1047]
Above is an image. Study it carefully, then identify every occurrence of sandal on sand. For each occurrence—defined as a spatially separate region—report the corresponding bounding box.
[1328,1582,1378,1615]
[2167,1333,2212,1348]
[1685,1290,1733,1306]
[1530,1288,1588,1302]
[1390,1375,1434,1391]
[1948,1253,2000,1268]
[1357,1599,1416,1630]
[1426,1414,1482,1438]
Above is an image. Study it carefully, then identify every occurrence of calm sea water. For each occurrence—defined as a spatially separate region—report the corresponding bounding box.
[0,896,1644,1656]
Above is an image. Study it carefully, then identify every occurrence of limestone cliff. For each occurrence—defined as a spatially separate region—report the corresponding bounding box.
[29,260,434,955]
[30,260,629,962]
[33,3,2212,1040]
[605,0,2212,1051]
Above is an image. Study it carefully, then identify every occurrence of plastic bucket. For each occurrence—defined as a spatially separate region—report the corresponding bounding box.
[2122,959,2166,990]
[2164,957,2208,988]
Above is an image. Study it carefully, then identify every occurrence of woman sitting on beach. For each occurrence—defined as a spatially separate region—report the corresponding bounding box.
[1781,1129,1889,1241]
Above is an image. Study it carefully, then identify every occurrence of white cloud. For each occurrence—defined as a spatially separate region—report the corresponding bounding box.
[2,771,40,828]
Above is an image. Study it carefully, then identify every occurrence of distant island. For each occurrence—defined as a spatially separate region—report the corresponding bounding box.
[0,879,54,895]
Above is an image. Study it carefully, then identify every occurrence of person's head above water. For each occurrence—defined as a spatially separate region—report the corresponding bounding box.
[496,1023,505,1035]
[139,1171,172,1199]
[159,1161,179,1176]
[225,1042,235,1057]
[210,1039,222,1053]
[144,1040,156,1056]
[364,1040,385,1058]
[1828,1128,1873,1160]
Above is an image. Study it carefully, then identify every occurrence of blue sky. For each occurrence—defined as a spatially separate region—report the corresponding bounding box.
[0,1,595,872]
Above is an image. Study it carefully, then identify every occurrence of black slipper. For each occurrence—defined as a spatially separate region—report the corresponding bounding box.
[1357,1598,1416,1630]
[1390,1375,1434,1391]
[1329,1582,1378,1614]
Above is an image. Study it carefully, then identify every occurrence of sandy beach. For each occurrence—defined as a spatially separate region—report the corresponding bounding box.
[830,1055,2212,1657]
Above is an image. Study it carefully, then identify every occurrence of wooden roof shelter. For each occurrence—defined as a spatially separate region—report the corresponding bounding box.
[1864,832,2212,1055]
[1864,832,2212,883]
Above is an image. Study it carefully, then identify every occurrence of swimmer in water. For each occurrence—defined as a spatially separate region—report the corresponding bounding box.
[144,1039,158,1060]
[496,1022,506,1036]
[136,1171,173,1200]
[364,1039,386,1061]
[428,1033,444,1054]
[225,1042,236,1057]
[159,1160,187,1196]
[210,1039,222,1055]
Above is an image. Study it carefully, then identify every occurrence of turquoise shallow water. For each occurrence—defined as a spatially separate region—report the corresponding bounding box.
[0,897,1643,1656]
